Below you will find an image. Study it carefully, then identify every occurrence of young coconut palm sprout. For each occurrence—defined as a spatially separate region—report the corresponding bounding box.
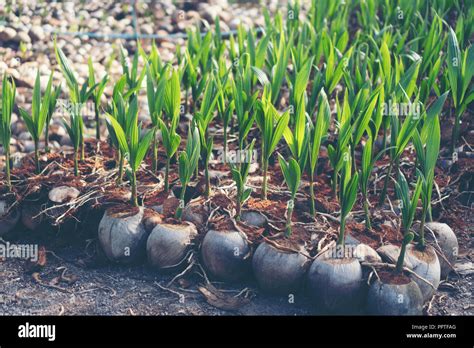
[88,57,109,140]
[396,173,442,302]
[328,90,352,197]
[377,58,422,206]
[230,140,255,220]
[44,82,61,153]
[307,157,363,313]
[232,68,257,152]
[255,86,290,200]
[105,87,132,183]
[106,103,154,207]
[366,171,425,315]
[446,27,474,153]
[282,94,308,180]
[394,171,423,272]
[18,71,53,174]
[0,75,21,236]
[337,154,359,246]
[306,88,331,217]
[412,91,449,248]
[394,171,440,302]
[215,62,234,164]
[359,134,392,230]
[175,125,200,219]
[145,63,167,173]
[1,74,15,188]
[194,75,219,196]
[62,108,82,176]
[366,231,424,315]
[160,69,182,192]
[55,41,97,169]
[119,45,146,99]
[278,155,301,237]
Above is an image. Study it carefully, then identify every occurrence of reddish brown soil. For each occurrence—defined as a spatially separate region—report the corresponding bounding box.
[107,204,140,218]
[348,222,401,249]
[378,269,412,285]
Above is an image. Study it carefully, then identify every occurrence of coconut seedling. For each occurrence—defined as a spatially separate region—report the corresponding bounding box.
[0,74,21,237]
[377,56,422,205]
[307,88,331,216]
[55,41,97,165]
[327,90,352,197]
[106,89,135,183]
[201,140,256,282]
[181,27,214,111]
[419,13,445,105]
[215,58,234,164]
[175,125,200,219]
[359,135,375,230]
[106,100,154,207]
[18,71,53,174]
[160,68,182,193]
[62,105,82,177]
[307,157,363,313]
[1,74,15,189]
[394,170,440,301]
[232,58,258,151]
[394,171,423,269]
[43,80,61,153]
[88,57,109,140]
[278,155,301,237]
[255,86,290,200]
[366,231,424,315]
[145,63,167,173]
[119,45,146,99]
[252,151,309,295]
[230,140,255,220]
[412,91,449,246]
[349,85,381,171]
[446,27,474,153]
[268,27,291,105]
[321,30,353,95]
[358,133,393,230]
[283,93,308,178]
[337,154,359,246]
[194,75,219,197]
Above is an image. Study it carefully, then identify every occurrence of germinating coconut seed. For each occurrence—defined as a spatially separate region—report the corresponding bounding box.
[307,255,365,313]
[98,206,149,264]
[201,229,251,282]
[366,278,424,316]
[252,241,310,295]
[405,244,441,302]
[377,245,414,269]
[424,222,459,278]
[147,222,197,271]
